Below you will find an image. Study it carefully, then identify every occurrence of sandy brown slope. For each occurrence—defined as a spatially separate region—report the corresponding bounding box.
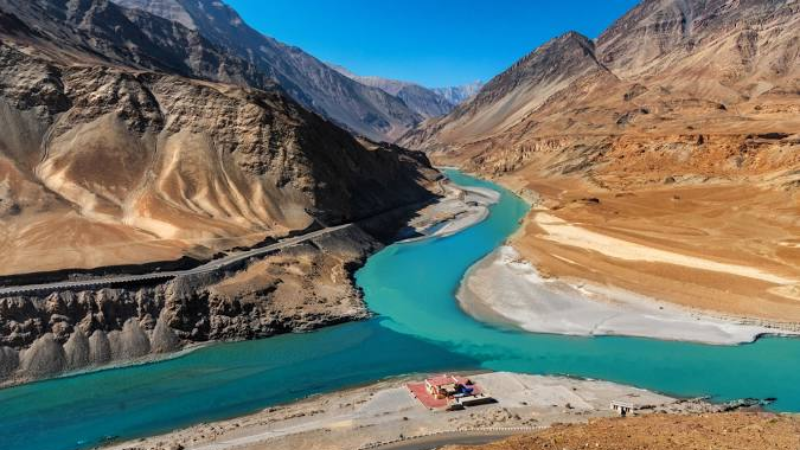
[0,0,438,277]
[446,413,800,450]
[400,0,800,323]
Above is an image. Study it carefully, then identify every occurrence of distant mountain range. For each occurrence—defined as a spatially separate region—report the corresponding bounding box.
[329,64,483,119]
[431,82,484,106]
[112,0,425,142]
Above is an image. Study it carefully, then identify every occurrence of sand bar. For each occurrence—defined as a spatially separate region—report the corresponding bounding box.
[403,182,500,242]
[458,246,795,345]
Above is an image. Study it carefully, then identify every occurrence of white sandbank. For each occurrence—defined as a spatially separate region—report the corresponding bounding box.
[458,246,792,345]
[403,182,500,242]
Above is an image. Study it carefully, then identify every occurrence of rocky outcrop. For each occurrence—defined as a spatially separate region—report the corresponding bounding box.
[0,225,383,386]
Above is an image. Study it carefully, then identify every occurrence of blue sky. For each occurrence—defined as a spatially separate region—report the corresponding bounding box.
[226,0,640,88]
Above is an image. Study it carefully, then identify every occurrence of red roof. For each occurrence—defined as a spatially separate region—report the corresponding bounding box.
[425,374,470,387]
[407,382,449,409]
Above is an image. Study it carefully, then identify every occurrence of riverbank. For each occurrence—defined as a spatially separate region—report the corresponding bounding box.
[458,246,798,345]
[402,182,500,242]
[6,170,800,450]
[107,371,687,450]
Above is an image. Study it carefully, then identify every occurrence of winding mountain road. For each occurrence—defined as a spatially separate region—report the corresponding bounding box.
[0,224,353,297]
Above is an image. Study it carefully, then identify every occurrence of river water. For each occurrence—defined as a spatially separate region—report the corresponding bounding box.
[1,170,799,450]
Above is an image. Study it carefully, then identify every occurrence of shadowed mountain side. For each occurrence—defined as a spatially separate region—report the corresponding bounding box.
[112,0,424,141]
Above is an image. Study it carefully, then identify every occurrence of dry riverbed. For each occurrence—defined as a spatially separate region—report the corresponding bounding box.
[108,371,712,450]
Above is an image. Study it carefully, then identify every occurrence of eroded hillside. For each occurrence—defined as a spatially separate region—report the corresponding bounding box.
[0,0,437,277]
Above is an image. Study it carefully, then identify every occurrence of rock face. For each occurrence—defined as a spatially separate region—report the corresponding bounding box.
[0,225,383,385]
[112,0,424,141]
[0,0,438,277]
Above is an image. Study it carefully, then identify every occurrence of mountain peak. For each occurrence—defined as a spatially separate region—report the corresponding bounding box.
[114,0,197,29]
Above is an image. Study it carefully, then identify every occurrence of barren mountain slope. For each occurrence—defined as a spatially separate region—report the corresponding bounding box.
[445,413,800,450]
[401,0,800,322]
[0,0,438,277]
[112,0,424,141]
[401,32,609,148]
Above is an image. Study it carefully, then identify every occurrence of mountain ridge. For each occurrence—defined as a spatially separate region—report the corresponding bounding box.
[399,0,800,329]
[0,0,438,277]
[113,0,424,141]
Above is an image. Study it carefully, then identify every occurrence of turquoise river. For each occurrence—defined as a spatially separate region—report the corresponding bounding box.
[2,170,800,450]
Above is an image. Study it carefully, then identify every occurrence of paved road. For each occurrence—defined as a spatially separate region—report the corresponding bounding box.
[0,224,352,297]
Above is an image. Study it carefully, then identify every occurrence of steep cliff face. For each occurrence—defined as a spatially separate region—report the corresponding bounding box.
[0,0,274,89]
[0,226,379,386]
[112,0,424,141]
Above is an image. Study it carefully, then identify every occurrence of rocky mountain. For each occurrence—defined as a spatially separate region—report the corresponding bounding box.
[0,0,437,275]
[401,0,800,168]
[432,81,484,105]
[111,0,423,141]
[330,65,456,119]
[401,32,608,148]
[0,0,439,384]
